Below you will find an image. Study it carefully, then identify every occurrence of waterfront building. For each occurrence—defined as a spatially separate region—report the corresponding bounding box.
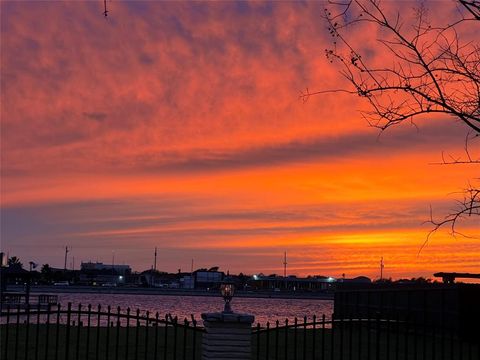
[192,269,225,289]
[80,261,131,275]
[249,274,371,292]
[79,261,132,286]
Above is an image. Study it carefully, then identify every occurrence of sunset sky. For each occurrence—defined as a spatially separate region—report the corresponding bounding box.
[1,0,478,280]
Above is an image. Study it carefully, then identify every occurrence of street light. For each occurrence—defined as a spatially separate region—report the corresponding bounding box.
[220,281,235,313]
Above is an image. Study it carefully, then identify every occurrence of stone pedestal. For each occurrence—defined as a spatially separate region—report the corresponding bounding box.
[201,312,255,360]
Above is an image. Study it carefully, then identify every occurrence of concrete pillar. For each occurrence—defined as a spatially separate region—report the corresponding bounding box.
[201,312,255,360]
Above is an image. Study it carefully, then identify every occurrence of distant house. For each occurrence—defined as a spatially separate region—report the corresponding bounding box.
[248,274,371,292]
[180,275,195,289]
[140,270,180,288]
[192,268,225,289]
[80,262,131,275]
[79,262,131,286]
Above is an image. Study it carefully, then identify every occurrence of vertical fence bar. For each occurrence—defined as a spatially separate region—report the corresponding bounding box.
[45,304,52,360]
[266,322,270,360]
[358,317,362,360]
[86,304,92,360]
[55,304,61,360]
[163,314,168,360]
[413,314,418,360]
[3,305,10,360]
[294,317,298,360]
[467,339,472,360]
[395,313,400,360]
[321,315,325,360]
[431,325,436,360]
[125,308,131,360]
[35,302,41,360]
[366,311,371,359]
[441,315,445,360]
[135,309,140,360]
[340,316,344,360]
[348,316,353,360]
[14,304,20,360]
[256,323,261,360]
[459,337,464,360]
[386,317,391,360]
[105,305,111,360]
[173,316,178,360]
[24,303,31,360]
[76,303,82,360]
[468,338,473,360]
[440,288,445,360]
[192,316,197,360]
[65,302,72,360]
[105,305,112,360]
[145,312,151,360]
[422,294,427,360]
[312,315,316,360]
[275,320,280,360]
[182,317,187,360]
[96,305,101,360]
[422,320,427,360]
[154,313,159,360]
[404,314,410,360]
[285,319,289,360]
[115,307,121,360]
[303,317,307,360]
[330,318,335,360]
[449,326,454,360]
[375,314,380,360]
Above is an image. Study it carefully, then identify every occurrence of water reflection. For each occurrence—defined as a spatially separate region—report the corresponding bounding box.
[55,293,333,325]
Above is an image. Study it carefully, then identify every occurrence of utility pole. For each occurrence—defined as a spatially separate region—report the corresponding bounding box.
[191,258,194,274]
[64,246,69,271]
[283,251,287,278]
[103,0,108,17]
[380,257,384,280]
[154,247,157,272]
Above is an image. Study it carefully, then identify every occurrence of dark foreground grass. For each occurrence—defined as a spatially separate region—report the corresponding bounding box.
[1,324,478,360]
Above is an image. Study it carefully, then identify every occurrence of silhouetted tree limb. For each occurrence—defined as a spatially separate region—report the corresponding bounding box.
[429,132,480,165]
[459,0,480,19]
[303,0,480,132]
[421,184,480,251]
[308,0,480,239]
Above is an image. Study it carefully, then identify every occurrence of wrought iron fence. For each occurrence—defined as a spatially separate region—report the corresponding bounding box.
[2,304,479,360]
[252,314,480,360]
[0,303,203,360]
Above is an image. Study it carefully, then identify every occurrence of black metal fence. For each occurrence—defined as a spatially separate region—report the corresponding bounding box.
[0,303,202,360]
[2,304,479,360]
[252,315,480,360]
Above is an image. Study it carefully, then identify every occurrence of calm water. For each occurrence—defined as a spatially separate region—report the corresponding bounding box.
[55,293,333,325]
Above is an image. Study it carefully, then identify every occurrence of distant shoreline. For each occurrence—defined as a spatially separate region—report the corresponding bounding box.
[14,285,334,301]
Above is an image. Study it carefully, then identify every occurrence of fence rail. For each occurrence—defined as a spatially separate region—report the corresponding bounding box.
[1,304,479,360]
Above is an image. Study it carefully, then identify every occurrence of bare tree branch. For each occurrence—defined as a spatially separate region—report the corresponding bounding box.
[311,0,480,241]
